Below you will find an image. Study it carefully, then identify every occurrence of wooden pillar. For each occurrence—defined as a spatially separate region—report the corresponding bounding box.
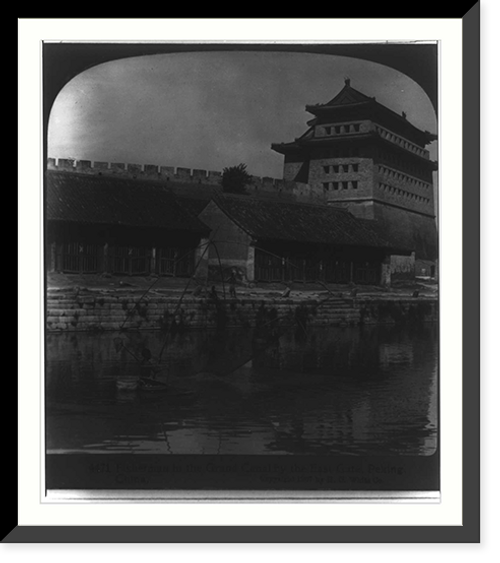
[380,255,391,287]
[102,243,109,273]
[49,241,56,272]
[246,244,255,282]
[150,246,156,274]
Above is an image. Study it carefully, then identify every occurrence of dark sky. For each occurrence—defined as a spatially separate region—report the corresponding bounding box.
[48,50,437,179]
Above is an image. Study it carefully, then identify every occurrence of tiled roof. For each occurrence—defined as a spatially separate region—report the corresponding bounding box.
[325,84,374,106]
[210,195,401,250]
[306,84,430,140]
[45,171,209,234]
[357,218,434,259]
[174,192,217,217]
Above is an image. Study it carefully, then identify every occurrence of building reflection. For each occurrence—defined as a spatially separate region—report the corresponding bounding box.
[45,324,438,455]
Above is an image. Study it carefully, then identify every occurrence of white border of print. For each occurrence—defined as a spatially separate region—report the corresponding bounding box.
[18,17,462,527]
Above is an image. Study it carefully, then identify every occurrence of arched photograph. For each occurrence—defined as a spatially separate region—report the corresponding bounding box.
[43,42,440,499]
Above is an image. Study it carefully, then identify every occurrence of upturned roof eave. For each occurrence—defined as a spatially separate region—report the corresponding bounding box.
[270,142,302,154]
[271,132,376,153]
[306,97,433,141]
[305,100,372,115]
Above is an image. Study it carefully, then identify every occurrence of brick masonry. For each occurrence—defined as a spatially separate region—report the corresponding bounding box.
[47,158,325,204]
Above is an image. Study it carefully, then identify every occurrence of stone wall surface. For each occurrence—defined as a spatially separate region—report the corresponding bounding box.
[46,290,438,333]
[47,159,324,204]
[372,202,438,261]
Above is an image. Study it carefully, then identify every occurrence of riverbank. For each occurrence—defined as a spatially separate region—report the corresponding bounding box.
[47,271,438,295]
[46,273,438,332]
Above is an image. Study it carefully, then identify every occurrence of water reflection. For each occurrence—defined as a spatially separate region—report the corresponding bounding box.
[45,325,438,456]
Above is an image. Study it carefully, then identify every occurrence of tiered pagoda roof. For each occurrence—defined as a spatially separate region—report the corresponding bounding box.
[271,79,437,155]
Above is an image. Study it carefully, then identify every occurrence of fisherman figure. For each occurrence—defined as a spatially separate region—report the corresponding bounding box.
[140,347,159,380]
[228,269,237,298]
[349,281,358,298]
[281,285,291,298]
[171,311,185,336]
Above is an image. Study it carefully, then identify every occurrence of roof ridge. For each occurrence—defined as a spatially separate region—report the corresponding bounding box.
[305,82,432,137]
[326,83,374,106]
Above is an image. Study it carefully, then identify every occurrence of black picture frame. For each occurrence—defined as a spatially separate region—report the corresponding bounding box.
[11,9,480,543]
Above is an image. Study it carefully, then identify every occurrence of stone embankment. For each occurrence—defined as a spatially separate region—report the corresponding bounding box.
[46,288,438,332]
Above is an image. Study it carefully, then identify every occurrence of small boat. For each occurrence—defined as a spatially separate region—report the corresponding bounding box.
[138,377,169,392]
[116,376,140,391]
[138,378,195,398]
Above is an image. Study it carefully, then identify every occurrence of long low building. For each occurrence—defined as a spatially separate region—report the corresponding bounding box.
[198,194,411,286]
[45,171,210,278]
[45,168,416,287]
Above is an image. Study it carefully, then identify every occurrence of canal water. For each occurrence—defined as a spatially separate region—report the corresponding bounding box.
[45,324,438,456]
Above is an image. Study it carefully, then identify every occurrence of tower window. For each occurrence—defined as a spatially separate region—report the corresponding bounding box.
[323,166,330,174]
[333,165,340,173]
[353,124,360,132]
[352,164,359,172]
[342,182,348,190]
[352,181,358,189]
[332,182,339,190]
[324,127,332,135]
[335,126,341,134]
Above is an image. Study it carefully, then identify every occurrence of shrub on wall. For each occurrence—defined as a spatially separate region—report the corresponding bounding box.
[221,163,252,195]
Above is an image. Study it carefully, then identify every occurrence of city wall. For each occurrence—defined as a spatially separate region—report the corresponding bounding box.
[47,158,326,204]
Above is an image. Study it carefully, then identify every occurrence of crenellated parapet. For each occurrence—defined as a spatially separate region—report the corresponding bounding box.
[47,158,326,203]
[47,158,225,185]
